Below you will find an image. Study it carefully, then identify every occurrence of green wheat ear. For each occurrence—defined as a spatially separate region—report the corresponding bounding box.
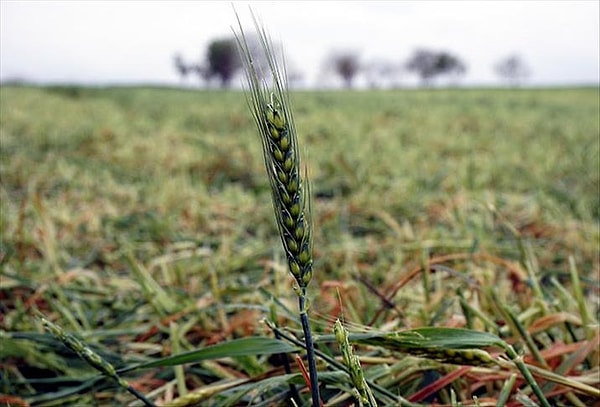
[334,319,378,407]
[40,316,155,407]
[234,14,313,290]
[234,11,322,406]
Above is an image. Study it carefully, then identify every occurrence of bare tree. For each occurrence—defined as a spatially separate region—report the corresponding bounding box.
[406,49,466,86]
[326,51,361,88]
[495,54,531,86]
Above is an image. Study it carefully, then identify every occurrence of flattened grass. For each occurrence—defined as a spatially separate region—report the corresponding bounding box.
[1,85,598,405]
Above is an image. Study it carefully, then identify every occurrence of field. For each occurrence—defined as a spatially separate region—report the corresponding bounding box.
[1,85,599,406]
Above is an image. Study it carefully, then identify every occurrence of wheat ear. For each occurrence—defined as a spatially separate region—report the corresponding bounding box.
[40,316,155,407]
[234,12,320,406]
[334,319,378,407]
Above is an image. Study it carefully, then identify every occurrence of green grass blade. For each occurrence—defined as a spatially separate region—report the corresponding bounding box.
[25,376,104,405]
[384,327,505,348]
[219,373,300,407]
[496,373,517,407]
[124,337,298,371]
[569,256,596,340]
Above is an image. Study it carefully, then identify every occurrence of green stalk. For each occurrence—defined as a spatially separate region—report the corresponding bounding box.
[503,344,551,407]
[234,11,320,406]
[496,373,517,407]
[569,256,594,340]
[299,293,320,405]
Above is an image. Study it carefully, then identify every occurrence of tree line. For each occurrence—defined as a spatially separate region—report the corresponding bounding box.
[174,36,530,89]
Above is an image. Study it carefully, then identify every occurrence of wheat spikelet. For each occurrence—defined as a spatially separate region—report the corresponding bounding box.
[234,14,313,290]
[334,319,378,407]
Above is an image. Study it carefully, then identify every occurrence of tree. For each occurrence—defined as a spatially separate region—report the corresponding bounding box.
[207,38,241,88]
[327,51,361,88]
[494,54,530,86]
[406,49,466,86]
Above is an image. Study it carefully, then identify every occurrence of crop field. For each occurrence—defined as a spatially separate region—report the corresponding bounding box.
[1,85,599,406]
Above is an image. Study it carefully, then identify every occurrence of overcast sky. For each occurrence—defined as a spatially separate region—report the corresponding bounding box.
[1,1,598,87]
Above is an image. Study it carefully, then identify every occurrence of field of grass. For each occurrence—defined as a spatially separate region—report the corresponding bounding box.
[1,85,599,406]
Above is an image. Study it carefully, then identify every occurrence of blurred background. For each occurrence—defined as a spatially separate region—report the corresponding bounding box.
[1,0,599,89]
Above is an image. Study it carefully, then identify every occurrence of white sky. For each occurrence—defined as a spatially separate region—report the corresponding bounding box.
[1,0,598,87]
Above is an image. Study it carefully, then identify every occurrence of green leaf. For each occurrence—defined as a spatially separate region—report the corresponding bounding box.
[123,337,298,372]
[383,327,505,349]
